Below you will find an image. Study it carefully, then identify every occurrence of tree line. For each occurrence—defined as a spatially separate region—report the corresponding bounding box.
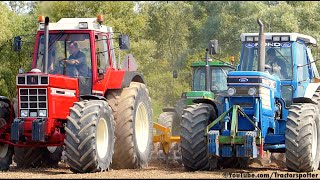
[0,1,319,119]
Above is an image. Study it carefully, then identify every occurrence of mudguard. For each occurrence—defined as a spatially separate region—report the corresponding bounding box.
[121,71,145,88]
[293,83,320,104]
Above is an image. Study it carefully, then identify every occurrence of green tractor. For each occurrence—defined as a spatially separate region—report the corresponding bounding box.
[153,41,235,165]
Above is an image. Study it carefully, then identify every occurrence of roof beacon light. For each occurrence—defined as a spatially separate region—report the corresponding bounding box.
[97,15,104,25]
[38,15,45,23]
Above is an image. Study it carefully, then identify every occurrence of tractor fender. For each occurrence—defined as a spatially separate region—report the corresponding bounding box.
[0,96,11,105]
[193,98,219,116]
[121,71,145,88]
[80,95,107,101]
[292,83,320,104]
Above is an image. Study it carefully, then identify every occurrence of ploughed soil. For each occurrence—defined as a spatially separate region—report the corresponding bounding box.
[2,152,320,179]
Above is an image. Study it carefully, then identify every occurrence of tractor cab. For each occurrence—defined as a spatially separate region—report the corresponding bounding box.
[192,61,234,93]
[237,33,319,107]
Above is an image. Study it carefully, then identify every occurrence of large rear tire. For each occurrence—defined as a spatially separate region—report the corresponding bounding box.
[107,82,153,169]
[180,103,217,171]
[175,97,187,118]
[64,100,115,173]
[285,103,320,172]
[154,111,181,165]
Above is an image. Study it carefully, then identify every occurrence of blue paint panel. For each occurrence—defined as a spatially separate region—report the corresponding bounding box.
[236,145,245,157]
[228,71,279,81]
[264,134,285,145]
[221,145,233,157]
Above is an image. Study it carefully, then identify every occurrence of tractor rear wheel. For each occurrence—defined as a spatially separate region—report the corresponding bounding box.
[107,82,153,169]
[64,100,115,173]
[180,103,218,171]
[285,103,320,172]
[154,111,181,165]
[173,98,187,135]
[175,97,187,118]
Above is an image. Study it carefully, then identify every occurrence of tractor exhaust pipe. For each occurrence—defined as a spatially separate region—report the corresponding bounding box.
[43,17,49,74]
[257,19,265,72]
[205,48,211,92]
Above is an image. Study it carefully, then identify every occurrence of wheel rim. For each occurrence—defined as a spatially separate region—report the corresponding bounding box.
[135,102,149,153]
[312,120,317,161]
[96,118,109,158]
[47,146,57,153]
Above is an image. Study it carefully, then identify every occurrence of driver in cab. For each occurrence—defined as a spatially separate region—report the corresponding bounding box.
[265,48,288,79]
[65,41,89,77]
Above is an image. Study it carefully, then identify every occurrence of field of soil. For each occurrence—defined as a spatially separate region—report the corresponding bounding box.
[2,153,320,179]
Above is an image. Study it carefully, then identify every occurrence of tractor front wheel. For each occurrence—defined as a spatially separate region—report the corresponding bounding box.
[64,100,115,173]
[285,103,320,172]
[180,103,218,171]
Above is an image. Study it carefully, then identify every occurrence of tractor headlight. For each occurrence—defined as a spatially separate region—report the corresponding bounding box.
[227,87,236,96]
[39,110,47,117]
[20,110,28,117]
[30,112,37,117]
[248,87,257,96]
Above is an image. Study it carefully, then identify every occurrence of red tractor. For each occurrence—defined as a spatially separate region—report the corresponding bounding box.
[0,15,153,173]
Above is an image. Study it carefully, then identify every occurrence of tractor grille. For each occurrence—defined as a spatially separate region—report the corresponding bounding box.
[19,88,48,118]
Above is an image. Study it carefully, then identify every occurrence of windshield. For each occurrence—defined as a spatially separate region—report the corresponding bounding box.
[192,66,233,92]
[36,33,92,77]
[240,42,293,80]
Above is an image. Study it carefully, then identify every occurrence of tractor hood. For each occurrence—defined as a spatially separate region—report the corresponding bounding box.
[227,71,279,89]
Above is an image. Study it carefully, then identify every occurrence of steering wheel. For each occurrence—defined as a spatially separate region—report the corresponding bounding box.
[58,58,66,67]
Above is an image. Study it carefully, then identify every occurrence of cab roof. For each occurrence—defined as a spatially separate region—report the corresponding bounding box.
[38,18,112,33]
[191,61,235,69]
[240,32,317,45]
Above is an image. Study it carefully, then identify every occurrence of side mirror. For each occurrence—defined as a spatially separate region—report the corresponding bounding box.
[173,70,178,79]
[119,34,130,50]
[208,40,218,55]
[14,36,22,52]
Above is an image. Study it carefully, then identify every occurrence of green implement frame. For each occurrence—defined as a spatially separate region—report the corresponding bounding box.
[206,105,262,145]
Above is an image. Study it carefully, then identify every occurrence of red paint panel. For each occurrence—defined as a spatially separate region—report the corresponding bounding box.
[92,68,125,93]
[48,75,78,119]
[49,75,78,91]
[48,91,77,119]
[107,70,125,88]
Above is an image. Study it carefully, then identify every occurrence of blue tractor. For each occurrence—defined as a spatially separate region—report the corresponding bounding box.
[180,19,320,172]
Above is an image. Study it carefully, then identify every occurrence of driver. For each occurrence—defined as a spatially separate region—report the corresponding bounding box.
[266,48,288,79]
[65,41,89,77]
